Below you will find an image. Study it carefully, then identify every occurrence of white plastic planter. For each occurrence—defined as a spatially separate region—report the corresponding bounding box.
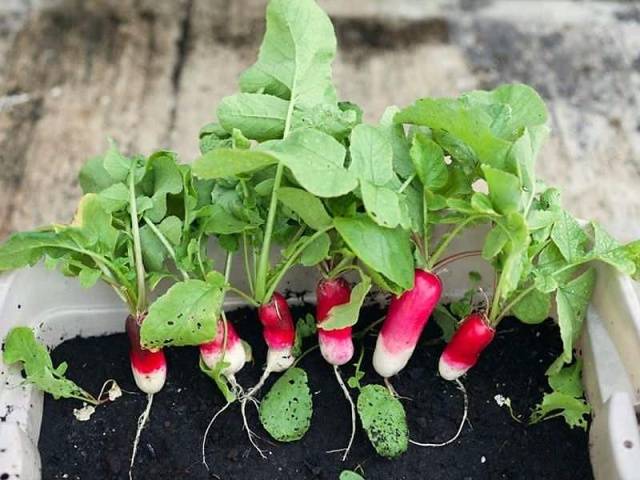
[0,227,639,479]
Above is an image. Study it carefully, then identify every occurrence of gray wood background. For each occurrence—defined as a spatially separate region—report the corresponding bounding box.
[1,0,639,245]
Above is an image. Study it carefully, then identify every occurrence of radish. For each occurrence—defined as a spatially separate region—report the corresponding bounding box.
[316,277,354,366]
[238,292,296,458]
[257,292,296,372]
[200,315,248,471]
[373,269,442,379]
[439,312,495,381]
[126,314,166,394]
[200,317,247,379]
[315,277,357,461]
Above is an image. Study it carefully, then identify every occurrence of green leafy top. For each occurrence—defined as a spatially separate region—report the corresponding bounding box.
[3,327,101,404]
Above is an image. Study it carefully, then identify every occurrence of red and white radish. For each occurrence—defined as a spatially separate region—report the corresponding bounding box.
[126,314,166,394]
[439,312,495,381]
[373,269,442,378]
[240,292,296,458]
[200,316,248,471]
[257,292,296,372]
[316,277,354,366]
[315,277,357,461]
[200,317,246,378]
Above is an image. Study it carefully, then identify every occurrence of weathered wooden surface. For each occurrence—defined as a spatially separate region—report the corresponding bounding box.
[1,0,639,243]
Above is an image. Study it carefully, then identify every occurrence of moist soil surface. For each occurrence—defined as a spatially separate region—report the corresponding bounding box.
[39,305,593,480]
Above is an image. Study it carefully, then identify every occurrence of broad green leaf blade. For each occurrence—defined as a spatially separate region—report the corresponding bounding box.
[410,133,447,190]
[292,102,358,141]
[3,327,95,403]
[433,305,458,342]
[481,165,522,215]
[549,359,584,398]
[334,216,414,291]
[95,183,129,213]
[278,187,332,230]
[239,0,337,109]
[550,210,589,263]
[201,204,256,235]
[380,106,413,179]
[264,129,358,198]
[463,84,548,139]
[621,240,640,281]
[587,222,635,275]
[139,225,167,272]
[360,181,407,228]
[530,391,590,430]
[68,194,120,256]
[158,216,183,245]
[340,472,365,480]
[556,268,596,362]
[300,232,331,267]
[0,231,72,271]
[349,124,394,185]
[292,313,317,357]
[321,277,371,330]
[78,155,118,194]
[511,288,551,324]
[395,97,511,168]
[141,280,225,349]
[217,92,288,141]
[481,225,509,260]
[103,140,132,182]
[142,151,184,223]
[259,367,313,442]
[192,149,278,179]
[357,384,408,459]
[78,266,102,288]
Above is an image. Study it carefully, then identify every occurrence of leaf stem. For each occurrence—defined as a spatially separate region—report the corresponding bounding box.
[224,250,233,283]
[398,174,416,193]
[227,287,260,307]
[494,284,536,325]
[128,172,147,314]
[242,233,255,296]
[427,216,480,269]
[144,216,189,281]
[263,226,332,302]
[254,74,297,303]
[423,189,429,261]
[255,162,285,302]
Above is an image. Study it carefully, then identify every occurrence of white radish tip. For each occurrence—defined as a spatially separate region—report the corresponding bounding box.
[372,335,415,378]
[438,356,469,381]
[200,341,247,376]
[319,336,354,366]
[267,347,294,372]
[132,365,167,394]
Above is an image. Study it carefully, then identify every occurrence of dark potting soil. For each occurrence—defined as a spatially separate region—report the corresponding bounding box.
[39,305,593,480]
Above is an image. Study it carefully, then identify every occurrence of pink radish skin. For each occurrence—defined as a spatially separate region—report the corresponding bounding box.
[439,312,495,381]
[258,292,295,372]
[373,269,442,378]
[126,314,166,394]
[316,277,353,366]
[200,318,246,376]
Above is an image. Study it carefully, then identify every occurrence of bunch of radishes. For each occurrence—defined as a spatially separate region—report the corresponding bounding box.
[3,0,640,471]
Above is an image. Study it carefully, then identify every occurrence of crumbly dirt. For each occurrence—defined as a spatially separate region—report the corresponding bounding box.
[39,305,593,480]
